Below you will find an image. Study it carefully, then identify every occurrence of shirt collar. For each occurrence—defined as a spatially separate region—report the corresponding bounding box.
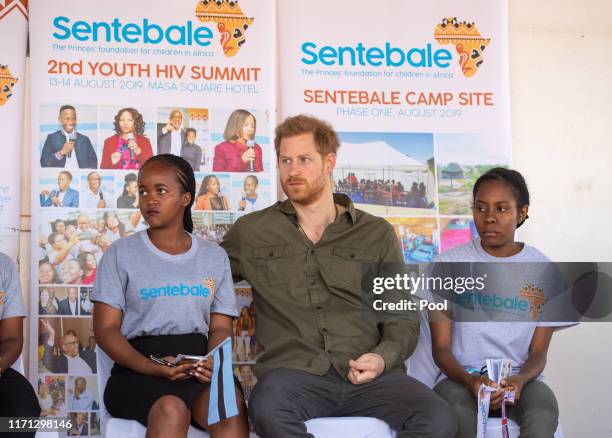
[275,193,357,224]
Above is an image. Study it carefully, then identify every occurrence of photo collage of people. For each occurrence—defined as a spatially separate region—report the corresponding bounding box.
[232,287,259,407]
[35,103,274,435]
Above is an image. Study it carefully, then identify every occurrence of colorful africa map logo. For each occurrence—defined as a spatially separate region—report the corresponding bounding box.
[0,0,28,21]
[0,65,18,107]
[204,276,216,300]
[434,17,490,78]
[519,283,547,320]
[195,0,254,57]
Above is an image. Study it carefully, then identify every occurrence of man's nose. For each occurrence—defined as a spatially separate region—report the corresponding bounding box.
[288,162,302,176]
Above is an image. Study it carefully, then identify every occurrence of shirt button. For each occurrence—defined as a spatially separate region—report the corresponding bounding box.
[326,349,332,354]
[310,280,316,286]
[321,328,328,333]
[316,306,322,310]
[268,252,274,257]
[309,249,315,255]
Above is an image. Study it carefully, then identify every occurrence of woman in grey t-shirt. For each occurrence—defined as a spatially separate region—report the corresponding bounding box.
[430,168,565,437]
[92,154,248,436]
[0,252,41,433]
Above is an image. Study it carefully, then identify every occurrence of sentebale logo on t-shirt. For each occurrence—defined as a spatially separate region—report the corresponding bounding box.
[455,283,547,320]
[140,283,211,301]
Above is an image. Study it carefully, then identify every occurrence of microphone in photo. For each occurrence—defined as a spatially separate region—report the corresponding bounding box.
[247,139,255,172]
[127,134,135,160]
[52,189,60,206]
[67,131,77,158]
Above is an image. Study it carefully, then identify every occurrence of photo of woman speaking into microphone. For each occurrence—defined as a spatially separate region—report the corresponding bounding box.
[195,174,230,211]
[100,107,153,170]
[212,109,263,172]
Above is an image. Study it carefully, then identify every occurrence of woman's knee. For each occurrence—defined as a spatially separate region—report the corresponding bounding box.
[204,388,249,437]
[515,380,559,428]
[149,395,189,424]
[434,378,474,406]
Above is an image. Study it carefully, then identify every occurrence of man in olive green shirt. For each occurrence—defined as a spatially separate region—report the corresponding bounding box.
[221,115,456,438]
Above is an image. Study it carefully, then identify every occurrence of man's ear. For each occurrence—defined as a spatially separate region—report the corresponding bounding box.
[325,152,336,174]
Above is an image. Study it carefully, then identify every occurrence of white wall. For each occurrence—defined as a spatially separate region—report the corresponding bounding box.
[16,1,611,435]
[509,1,612,437]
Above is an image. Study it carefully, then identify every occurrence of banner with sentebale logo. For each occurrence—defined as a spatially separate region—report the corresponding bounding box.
[28,0,275,433]
[0,0,28,260]
[278,0,511,261]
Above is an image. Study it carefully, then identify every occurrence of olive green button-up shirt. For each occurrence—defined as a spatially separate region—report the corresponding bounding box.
[220,194,419,379]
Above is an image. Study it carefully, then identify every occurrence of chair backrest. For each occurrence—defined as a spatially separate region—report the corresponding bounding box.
[10,355,25,374]
[306,417,395,438]
[95,347,114,421]
[406,310,440,388]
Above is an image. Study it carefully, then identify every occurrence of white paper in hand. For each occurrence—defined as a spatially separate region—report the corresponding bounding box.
[173,336,232,364]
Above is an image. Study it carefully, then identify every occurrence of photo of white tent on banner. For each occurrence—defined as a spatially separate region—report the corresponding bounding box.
[333,136,436,216]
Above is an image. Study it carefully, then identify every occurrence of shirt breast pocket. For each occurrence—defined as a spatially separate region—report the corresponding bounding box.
[252,245,294,286]
[330,246,378,291]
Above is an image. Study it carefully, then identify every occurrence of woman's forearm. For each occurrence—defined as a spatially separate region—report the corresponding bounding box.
[516,351,547,383]
[514,326,553,383]
[95,326,158,376]
[433,347,474,389]
[0,318,24,372]
[207,324,233,352]
[0,336,22,372]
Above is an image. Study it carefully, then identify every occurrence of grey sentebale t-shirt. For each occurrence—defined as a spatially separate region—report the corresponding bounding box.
[0,252,26,320]
[92,231,238,339]
[408,238,575,387]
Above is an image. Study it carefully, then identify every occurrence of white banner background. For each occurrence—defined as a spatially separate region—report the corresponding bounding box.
[279,0,511,259]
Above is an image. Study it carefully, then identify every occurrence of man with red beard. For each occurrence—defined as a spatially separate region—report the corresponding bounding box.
[221,115,456,438]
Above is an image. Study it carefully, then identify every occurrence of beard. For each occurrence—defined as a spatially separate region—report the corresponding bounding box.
[281,171,328,206]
